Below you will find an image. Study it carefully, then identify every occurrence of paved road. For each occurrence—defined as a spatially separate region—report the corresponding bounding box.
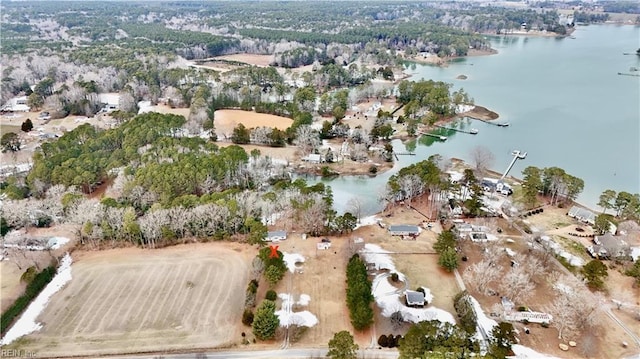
[113,348,399,359]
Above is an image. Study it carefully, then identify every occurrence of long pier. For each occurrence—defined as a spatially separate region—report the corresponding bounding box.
[434,124,478,135]
[467,116,510,127]
[393,152,415,160]
[417,131,447,141]
[618,72,640,77]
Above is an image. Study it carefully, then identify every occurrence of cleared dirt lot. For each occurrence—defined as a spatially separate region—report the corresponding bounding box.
[11,243,251,357]
[274,232,359,348]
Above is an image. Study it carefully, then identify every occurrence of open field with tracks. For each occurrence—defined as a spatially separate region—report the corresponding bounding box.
[214,109,293,139]
[10,243,251,357]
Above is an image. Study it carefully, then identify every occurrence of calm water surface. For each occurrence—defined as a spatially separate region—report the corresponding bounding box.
[316,25,640,215]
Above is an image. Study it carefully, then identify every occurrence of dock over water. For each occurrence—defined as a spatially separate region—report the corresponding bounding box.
[417,131,447,141]
[434,124,478,135]
[467,116,510,127]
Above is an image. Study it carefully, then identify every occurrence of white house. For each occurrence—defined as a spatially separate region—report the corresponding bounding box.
[1,96,30,112]
[98,93,120,113]
[301,154,322,164]
[264,230,287,242]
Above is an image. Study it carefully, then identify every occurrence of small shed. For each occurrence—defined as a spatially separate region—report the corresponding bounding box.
[264,230,287,242]
[388,225,420,237]
[405,290,425,307]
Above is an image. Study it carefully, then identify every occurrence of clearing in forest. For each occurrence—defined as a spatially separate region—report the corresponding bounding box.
[11,243,251,357]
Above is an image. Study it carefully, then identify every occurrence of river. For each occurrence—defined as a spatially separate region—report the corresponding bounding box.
[313,25,640,215]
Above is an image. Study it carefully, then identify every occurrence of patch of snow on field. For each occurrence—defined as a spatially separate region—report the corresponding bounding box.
[420,286,434,304]
[282,252,305,273]
[0,253,73,345]
[538,236,585,267]
[298,294,311,306]
[557,250,585,267]
[47,237,70,249]
[354,215,380,229]
[509,344,560,358]
[468,296,498,339]
[377,294,455,324]
[276,293,318,328]
[360,244,395,271]
[3,237,70,251]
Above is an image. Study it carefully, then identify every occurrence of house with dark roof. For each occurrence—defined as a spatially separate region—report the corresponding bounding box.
[405,290,425,307]
[388,225,420,237]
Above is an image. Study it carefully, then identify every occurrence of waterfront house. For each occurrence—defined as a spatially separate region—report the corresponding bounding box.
[301,153,322,164]
[388,225,420,237]
[567,206,596,225]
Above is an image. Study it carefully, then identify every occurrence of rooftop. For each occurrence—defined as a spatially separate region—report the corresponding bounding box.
[405,290,425,304]
[388,225,420,232]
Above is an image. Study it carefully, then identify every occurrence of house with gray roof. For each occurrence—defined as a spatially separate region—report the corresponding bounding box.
[589,232,629,259]
[567,206,596,225]
[388,225,420,236]
[405,290,425,307]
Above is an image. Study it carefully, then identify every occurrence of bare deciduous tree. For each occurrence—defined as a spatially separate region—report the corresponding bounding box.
[294,125,320,156]
[499,264,535,303]
[546,276,603,340]
[118,92,137,113]
[349,143,369,162]
[463,259,503,295]
[251,126,272,145]
[347,197,363,223]
[470,145,495,175]
[396,174,424,203]
[522,255,546,282]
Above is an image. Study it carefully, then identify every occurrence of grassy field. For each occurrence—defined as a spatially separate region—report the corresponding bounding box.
[0,125,21,136]
[7,243,251,357]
